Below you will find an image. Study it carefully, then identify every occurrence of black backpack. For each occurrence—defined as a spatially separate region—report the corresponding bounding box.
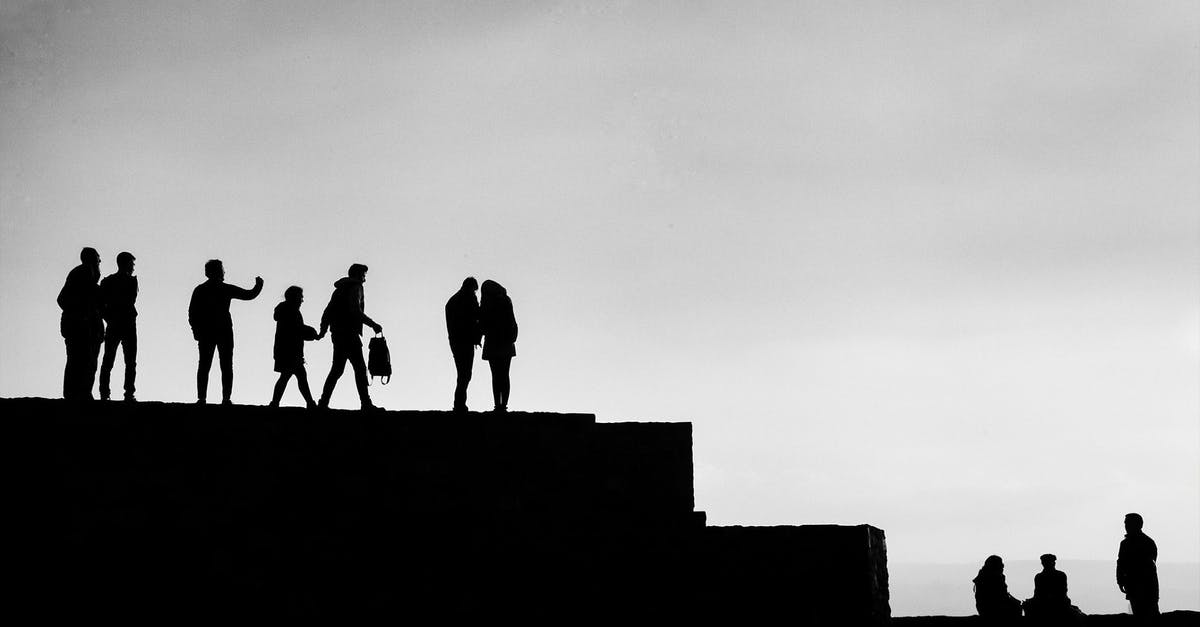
[368,333,391,385]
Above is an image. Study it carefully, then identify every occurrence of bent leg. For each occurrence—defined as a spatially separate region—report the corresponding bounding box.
[270,372,291,406]
[295,367,315,406]
[348,345,372,408]
[320,345,348,406]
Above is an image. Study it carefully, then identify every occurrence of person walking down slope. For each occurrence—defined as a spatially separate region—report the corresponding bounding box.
[269,286,321,408]
[445,277,481,412]
[188,259,263,405]
[318,263,382,411]
[99,251,138,402]
[57,247,104,400]
[1117,513,1159,620]
[479,279,517,413]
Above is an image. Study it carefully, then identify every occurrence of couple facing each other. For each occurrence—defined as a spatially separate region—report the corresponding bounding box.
[446,277,517,413]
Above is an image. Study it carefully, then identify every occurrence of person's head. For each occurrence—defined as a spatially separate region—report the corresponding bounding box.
[983,555,1004,572]
[348,263,368,283]
[80,247,100,266]
[480,279,504,299]
[1125,513,1144,533]
[284,285,303,304]
[116,251,135,274]
[204,259,224,281]
[1040,554,1056,569]
[461,277,478,292]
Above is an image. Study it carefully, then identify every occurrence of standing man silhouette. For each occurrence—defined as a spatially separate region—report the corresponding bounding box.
[188,259,263,405]
[57,247,104,400]
[99,251,138,402]
[1117,512,1159,620]
[445,277,480,412]
[318,263,382,410]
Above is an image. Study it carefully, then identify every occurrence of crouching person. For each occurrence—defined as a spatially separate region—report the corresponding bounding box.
[269,286,321,408]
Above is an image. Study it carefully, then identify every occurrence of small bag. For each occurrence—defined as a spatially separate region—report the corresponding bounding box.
[368,333,391,385]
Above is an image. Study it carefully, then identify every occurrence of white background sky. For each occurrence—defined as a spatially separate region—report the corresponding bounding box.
[2,0,1197,612]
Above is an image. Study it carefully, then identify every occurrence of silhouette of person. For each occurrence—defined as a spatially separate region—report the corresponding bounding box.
[1117,512,1159,620]
[479,279,517,413]
[99,251,138,402]
[1023,554,1082,623]
[188,259,263,404]
[445,277,481,412]
[57,247,104,400]
[317,263,382,410]
[973,555,1022,622]
[269,286,321,408]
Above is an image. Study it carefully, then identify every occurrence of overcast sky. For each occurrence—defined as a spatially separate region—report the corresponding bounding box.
[1,0,1197,608]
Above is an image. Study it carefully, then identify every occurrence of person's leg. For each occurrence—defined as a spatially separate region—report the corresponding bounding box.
[488,358,504,411]
[63,335,79,399]
[83,336,101,400]
[496,356,511,410]
[270,371,291,406]
[99,330,120,400]
[348,344,373,408]
[197,339,216,403]
[218,335,234,403]
[295,366,315,407]
[319,342,348,407]
[452,347,473,410]
[122,323,137,400]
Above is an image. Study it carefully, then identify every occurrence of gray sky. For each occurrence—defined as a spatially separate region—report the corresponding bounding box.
[2,0,1197,605]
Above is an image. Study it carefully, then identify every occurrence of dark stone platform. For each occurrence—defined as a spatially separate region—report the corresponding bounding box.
[6,397,888,623]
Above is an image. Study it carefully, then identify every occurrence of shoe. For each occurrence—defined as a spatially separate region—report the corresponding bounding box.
[124,395,137,403]
[305,401,317,409]
[221,399,232,406]
[100,394,111,401]
[268,401,280,408]
[196,399,207,405]
[452,404,468,413]
[361,403,383,412]
[493,405,507,413]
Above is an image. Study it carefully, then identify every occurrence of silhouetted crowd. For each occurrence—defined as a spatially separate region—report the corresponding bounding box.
[973,513,1161,624]
[57,247,517,412]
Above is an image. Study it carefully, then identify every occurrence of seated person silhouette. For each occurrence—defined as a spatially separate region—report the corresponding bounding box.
[973,555,1022,623]
[269,286,321,408]
[188,259,263,404]
[1023,554,1083,623]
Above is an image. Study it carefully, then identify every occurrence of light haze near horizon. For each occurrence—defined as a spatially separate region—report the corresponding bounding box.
[1,1,1197,612]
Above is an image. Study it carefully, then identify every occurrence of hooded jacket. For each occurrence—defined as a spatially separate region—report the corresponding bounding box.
[321,277,376,340]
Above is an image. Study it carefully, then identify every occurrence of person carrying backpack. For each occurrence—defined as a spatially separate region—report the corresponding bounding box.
[317,263,382,411]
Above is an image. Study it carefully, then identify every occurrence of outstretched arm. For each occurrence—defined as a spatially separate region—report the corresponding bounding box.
[230,276,265,301]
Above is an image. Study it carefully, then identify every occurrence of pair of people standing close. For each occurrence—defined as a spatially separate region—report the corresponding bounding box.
[191,261,382,410]
[57,247,138,401]
[445,277,517,412]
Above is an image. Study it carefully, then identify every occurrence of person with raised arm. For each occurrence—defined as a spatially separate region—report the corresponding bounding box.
[188,259,263,405]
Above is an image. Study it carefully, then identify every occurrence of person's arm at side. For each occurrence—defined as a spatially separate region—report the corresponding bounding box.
[188,286,201,341]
